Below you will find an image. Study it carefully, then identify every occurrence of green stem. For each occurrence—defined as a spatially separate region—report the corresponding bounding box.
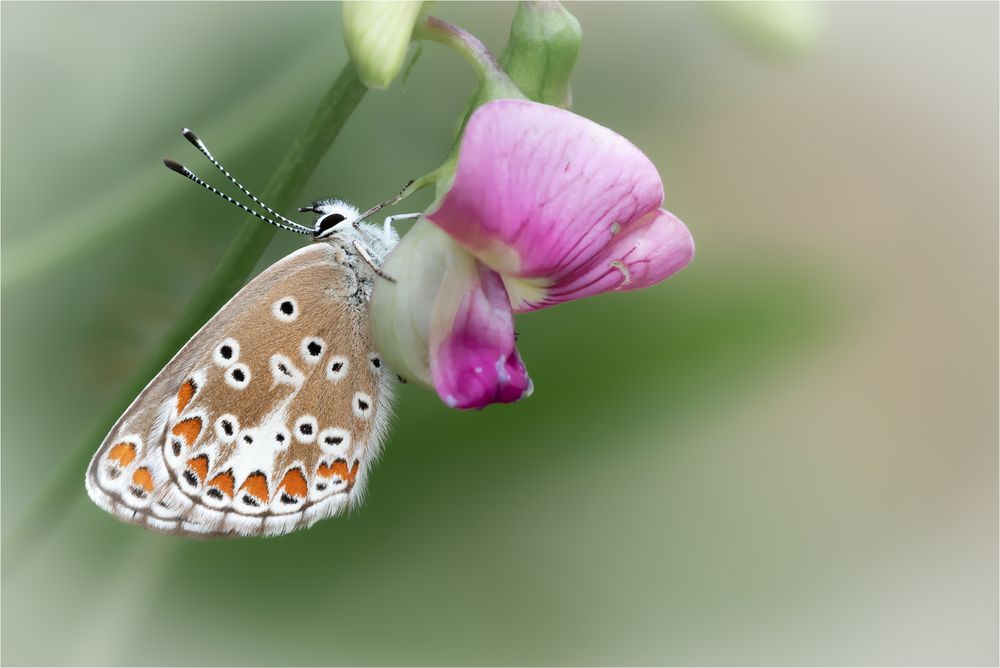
[414,16,524,102]
[409,16,525,195]
[1,63,368,573]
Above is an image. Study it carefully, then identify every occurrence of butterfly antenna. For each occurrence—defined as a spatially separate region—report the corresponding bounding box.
[163,159,311,235]
[180,129,312,233]
[350,180,416,230]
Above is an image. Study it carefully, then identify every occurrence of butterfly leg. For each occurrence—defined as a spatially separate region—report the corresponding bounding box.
[382,213,421,243]
[353,239,397,283]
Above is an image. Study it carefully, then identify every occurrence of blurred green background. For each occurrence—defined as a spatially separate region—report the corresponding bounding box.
[2,2,997,665]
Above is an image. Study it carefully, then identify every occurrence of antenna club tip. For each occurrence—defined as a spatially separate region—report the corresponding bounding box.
[163,158,187,174]
[181,128,202,145]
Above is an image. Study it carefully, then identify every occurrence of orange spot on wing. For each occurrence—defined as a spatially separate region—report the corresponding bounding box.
[186,454,209,483]
[317,459,359,484]
[239,472,270,503]
[207,470,235,497]
[108,442,137,467]
[278,468,308,499]
[171,417,202,446]
[176,379,197,413]
[131,467,154,492]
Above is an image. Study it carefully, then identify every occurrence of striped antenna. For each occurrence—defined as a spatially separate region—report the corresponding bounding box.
[163,159,311,235]
[180,129,310,233]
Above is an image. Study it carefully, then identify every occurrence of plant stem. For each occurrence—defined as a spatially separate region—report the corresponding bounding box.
[414,16,524,101]
[408,16,525,193]
[1,63,368,574]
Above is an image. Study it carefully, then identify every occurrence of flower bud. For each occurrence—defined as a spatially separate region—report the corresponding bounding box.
[342,1,427,89]
[500,0,582,108]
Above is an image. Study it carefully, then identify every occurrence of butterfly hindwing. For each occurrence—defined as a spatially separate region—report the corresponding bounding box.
[86,241,395,537]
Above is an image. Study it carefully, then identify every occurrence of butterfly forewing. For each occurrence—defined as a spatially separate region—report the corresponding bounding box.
[86,241,395,537]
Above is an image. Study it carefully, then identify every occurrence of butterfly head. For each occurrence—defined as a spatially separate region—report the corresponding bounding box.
[299,198,400,265]
[299,199,361,238]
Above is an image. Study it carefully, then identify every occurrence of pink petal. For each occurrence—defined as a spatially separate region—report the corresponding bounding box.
[427,98,667,293]
[371,220,531,410]
[432,264,532,409]
[515,208,695,310]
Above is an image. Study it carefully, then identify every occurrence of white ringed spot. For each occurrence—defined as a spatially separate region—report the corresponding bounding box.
[353,392,373,420]
[272,297,299,322]
[318,427,351,453]
[326,356,349,382]
[213,338,240,367]
[367,352,384,375]
[269,353,304,387]
[301,337,326,364]
[294,415,318,443]
[225,363,251,389]
[214,414,240,442]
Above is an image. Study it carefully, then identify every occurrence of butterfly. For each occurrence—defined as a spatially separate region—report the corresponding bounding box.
[85,129,418,538]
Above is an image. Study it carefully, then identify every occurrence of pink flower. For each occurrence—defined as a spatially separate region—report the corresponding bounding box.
[371,99,694,409]
[371,222,531,408]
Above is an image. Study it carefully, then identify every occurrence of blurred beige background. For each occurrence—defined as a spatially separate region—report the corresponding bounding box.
[2,2,997,665]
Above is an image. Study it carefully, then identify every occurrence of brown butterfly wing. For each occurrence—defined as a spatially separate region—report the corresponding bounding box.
[85,241,395,537]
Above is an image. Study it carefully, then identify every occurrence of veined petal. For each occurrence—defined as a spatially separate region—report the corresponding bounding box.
[427,98,666,286]
[370,220,531,409]
[511,208,694,310]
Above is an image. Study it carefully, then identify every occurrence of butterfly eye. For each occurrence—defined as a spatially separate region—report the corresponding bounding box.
[213,338,240,366]
[353,392,373,420]
[300,337,326,364]
[316,212,345,234]
[294,415,318,443]
[326,356,349,382]
[272,297,299,322]
[226,363,251,389]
